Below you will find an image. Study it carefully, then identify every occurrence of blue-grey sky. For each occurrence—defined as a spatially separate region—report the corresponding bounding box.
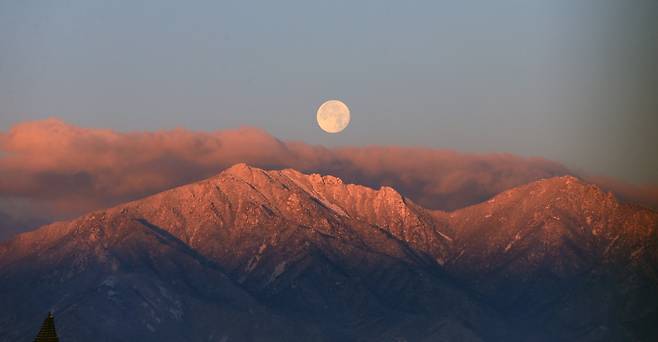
[1,0,656,184]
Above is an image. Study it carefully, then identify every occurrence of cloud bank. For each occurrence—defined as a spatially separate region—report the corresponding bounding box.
[1,118,654,239]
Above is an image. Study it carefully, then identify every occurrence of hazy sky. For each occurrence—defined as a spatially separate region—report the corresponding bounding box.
[1,0,656,184]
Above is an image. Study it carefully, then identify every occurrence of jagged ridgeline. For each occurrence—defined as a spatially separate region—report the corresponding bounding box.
[1,164,657,341]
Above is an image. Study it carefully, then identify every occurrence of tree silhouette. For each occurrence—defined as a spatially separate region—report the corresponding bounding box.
[33,312,58,342]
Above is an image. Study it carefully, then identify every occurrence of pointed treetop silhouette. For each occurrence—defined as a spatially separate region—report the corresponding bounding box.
[34,312,59,342]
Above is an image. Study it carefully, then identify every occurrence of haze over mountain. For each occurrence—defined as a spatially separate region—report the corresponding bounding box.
[1,119,657,240]
[1,164,656,341]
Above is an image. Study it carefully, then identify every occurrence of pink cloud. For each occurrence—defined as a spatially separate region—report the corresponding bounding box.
[1,118,654,239]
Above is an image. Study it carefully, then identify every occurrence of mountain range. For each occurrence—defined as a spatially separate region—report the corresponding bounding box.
[1,164,656,341]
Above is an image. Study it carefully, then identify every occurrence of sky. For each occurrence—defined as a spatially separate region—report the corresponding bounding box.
[1,0,657,185]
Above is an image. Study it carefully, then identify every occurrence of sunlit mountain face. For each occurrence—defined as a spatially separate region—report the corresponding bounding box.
[1,164,656,341]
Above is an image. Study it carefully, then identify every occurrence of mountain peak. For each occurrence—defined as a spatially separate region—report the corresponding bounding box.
[481,173,613,206]
[539,174,589,188]
[222,162,257,176]
[308,172,344,185]
[280,168,342,185]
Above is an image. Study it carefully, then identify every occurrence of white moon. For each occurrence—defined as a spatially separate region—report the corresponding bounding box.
[316,100,350,133]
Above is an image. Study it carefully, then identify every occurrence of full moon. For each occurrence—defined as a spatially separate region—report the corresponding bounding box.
[316,100,350,133]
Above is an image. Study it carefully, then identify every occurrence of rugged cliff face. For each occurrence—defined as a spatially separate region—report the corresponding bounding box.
[1,164,656,341]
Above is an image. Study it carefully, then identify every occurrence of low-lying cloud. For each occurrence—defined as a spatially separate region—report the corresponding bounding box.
[1,118,655,239]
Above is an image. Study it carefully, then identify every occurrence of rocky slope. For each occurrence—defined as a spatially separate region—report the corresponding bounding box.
[0,164,656,341]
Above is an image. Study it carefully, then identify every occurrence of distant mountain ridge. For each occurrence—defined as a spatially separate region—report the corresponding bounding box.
[1,164,656,341]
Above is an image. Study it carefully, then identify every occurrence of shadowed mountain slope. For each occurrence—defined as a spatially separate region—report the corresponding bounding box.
[1,164,656,341]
